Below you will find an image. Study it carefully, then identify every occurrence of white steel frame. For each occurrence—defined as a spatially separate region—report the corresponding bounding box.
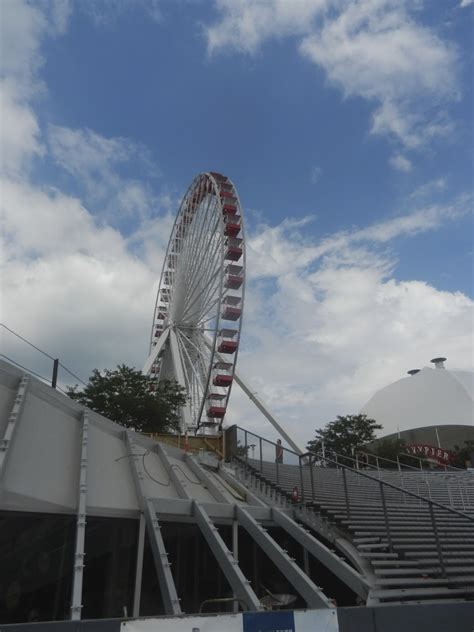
[143,173,246,434]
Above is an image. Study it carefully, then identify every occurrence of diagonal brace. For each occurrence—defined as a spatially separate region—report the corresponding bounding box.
[236,506,332,609]
[193,501,262,612]
[272,507,369,600]
[125,431,182,615]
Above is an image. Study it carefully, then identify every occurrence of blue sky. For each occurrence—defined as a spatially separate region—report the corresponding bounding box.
[1,0,473,444]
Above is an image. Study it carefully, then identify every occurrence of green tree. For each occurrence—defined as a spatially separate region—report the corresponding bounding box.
[67,364,187,433]
[450,440,474,469]
[365,437,410,468]
[307,414,382,465]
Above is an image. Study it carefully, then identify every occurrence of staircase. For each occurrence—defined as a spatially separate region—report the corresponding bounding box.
[230,435,474,606]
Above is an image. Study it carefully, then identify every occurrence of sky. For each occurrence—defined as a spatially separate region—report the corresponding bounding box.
[1,0,473,448]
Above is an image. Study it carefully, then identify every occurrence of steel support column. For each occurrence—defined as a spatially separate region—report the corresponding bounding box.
[169,329,193,432]
[125,431,182,615]
[133,514,146,617]
[142,326,170,375]
[232,372,305,455]
[155,443,261,610]
[272,507,369,600]
[236,506,332,609]
[0,375,29,479]
[193,501,262,611]
[70,411,89,620]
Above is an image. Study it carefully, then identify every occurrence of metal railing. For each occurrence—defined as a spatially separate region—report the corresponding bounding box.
[1,323,87,393]
[230,426,474,579]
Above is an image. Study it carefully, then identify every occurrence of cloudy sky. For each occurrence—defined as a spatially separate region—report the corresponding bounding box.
[1,0,473,447]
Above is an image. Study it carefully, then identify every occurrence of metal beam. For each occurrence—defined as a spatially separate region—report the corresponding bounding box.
[70,411,89,620]
[217,465,267,507]
[233,372,305,455]
[133,514,146,617]
[154,441,193,499]
[272,507,370,600]
[236,506,332,609]
[206,340,304,455]
[184,453,229,503]
[154,444,263,611]
[168,329,193,432]
[142,326,170,375]
[125,431,182,615]
[193,501,263,612]
[0,375,29,479]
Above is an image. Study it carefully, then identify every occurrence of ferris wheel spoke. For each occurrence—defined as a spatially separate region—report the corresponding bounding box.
[175,331,204,420]
[176,329,207,396]
[181,217,221,314]
[180,191,215,293]
[196,292,224,327]
[180,266,221,324]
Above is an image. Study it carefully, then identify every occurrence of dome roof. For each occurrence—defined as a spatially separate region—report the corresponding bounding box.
[360,362,474,437]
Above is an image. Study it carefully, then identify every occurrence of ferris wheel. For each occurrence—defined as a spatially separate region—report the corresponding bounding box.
[143,172,245,434]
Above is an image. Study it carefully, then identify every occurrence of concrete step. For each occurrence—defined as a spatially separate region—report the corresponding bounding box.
[370,586,474,601]
[374,576,474,586]
[374,567,473,577]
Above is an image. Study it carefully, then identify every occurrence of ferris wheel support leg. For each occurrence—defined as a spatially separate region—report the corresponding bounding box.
[169,329,194,433]
[232,371,305,456]
[143,326,170,375]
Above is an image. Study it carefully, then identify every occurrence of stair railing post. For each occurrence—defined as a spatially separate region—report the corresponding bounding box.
[259,437,263,474]
[342,467,350,519]
[309,456,315,503]
[429,502,447,578]
[51,358,59,389]
[276,448,280,486]
[299,454,305,503]
[245,430,248,465]
[396,455,401,473]
[379,480,393,553]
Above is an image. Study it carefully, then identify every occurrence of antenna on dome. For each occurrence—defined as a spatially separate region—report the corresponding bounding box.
[430,357,447,369]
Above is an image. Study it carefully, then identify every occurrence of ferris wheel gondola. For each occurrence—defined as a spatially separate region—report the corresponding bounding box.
[143,172,245,434]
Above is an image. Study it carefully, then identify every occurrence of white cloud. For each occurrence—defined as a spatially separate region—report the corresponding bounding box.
[78,0,162,26]
[311,165,322,183]
[1,0,471,453]
[247,195,470,281]
[460,0,474,7]
[225,209,473,446]
[390,153,412,172]
[0,82,44,177]
[409,178,447,199]
[48,125,160,222]
[206,0,459,156]
[206,0,327,54]
[300,1,459,149]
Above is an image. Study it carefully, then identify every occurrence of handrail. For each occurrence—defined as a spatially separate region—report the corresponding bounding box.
[301,450,473,521]
[233,426,473,522]
[233,425,473,580]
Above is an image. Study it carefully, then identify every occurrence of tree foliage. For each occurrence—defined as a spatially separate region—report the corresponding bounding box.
[450,440,474,469]
[67,364,187,433]
[365,437,411,468]
[307,414,382,463]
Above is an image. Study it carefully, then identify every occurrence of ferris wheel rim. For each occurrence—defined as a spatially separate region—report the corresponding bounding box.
[145,171,246,433]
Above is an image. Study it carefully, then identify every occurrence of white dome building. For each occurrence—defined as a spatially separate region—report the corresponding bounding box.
[360,357,474,459]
